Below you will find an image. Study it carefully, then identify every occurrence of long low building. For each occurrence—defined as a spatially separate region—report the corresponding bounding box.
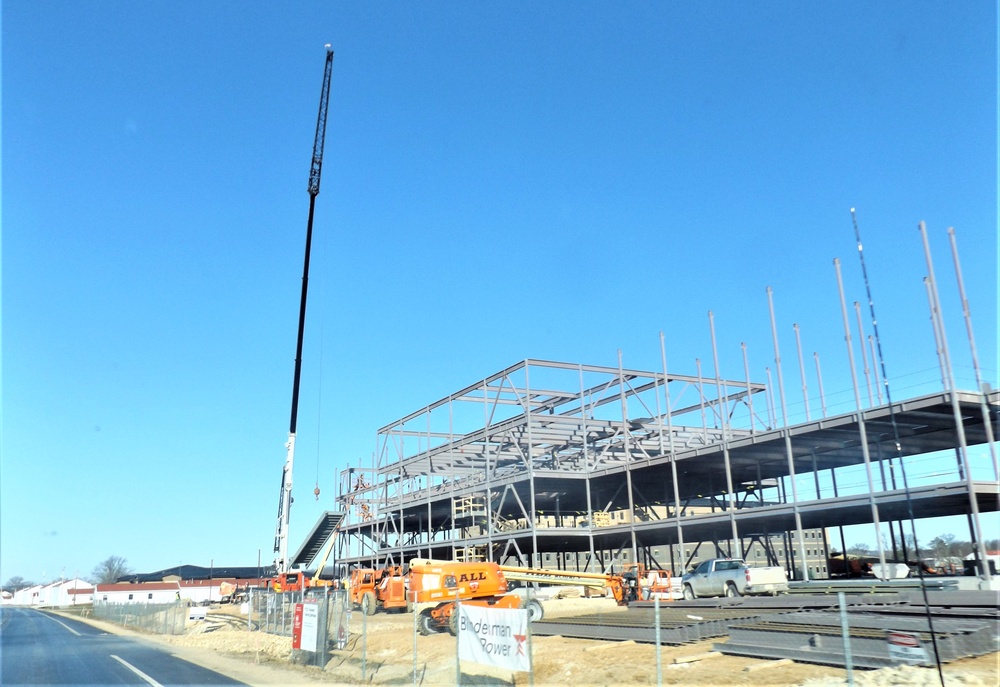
[7,578,94,607]
[96,582,183,605]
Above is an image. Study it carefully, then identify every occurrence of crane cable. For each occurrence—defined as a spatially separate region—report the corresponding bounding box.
[314,321,324,500]
[850,207,945,687]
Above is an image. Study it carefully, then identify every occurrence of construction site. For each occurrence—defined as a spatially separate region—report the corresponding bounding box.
[252,35,997,602]
[256,38,999,684]
[330,300,998,582]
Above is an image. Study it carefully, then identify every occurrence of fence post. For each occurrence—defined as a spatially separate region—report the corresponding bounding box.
[412,590,418,687]
[455,591,461,687]
[318,587,329,669]
[527,601,534,687]
[838,592,854,686]
[655,595,662,686]
[362,597,368,681]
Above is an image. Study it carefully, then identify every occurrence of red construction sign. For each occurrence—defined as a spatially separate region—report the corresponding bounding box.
[291,603,304,650]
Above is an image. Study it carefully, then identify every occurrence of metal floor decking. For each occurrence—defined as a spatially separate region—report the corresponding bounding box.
[531,591,999,669]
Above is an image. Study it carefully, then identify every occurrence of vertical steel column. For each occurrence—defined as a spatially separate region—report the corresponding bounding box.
[876,443,900,559]
[661,333,687,575]
[524,362,540,568]
[811,450,822,499]
[854,302,875,407]
[832,469,848,562]
[709,312,741,553]
[618,350,639,564]
[579,365,597,573]
[767,287,810,581]
[924,278,949,390]
[833,259,888,577]
[374,449,383,568]
[696,359,708,436]
[918,222,991,582]
[449,399,456,557]
[483,379,495,561]
[741,343,756,434]
[794,324,810,421]
[814,353,828,418]
[765,368,777,428]
[426,440,433,551]
[947,227,999,481]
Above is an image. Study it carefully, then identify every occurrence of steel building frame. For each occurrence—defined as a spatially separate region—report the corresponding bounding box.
[333,357,999,579]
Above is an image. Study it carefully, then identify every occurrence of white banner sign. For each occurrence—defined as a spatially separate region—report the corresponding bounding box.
[887,630,928,664]
[301,601,319,652]
[457,604,530,672]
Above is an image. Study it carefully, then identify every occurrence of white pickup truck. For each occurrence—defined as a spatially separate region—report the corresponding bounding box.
[681,558,788,599]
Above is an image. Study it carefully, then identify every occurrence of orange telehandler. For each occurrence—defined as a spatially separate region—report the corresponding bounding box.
[349,565,408,615]
[408,559,633,635]
[624,563,674,601]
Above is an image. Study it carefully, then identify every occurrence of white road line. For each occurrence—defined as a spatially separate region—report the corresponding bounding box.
[110,655,164,687]
[41,612,82,636]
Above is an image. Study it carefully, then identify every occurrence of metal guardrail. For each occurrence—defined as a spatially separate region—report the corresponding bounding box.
[785,578,960,594]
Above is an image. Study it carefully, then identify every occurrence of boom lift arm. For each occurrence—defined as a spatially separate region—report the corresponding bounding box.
[499,566,633,605]
[274,45,335,574]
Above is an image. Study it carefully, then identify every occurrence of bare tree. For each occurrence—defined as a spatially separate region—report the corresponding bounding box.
[3,576,34,593]
[91,556,133,584]
[847,542,872,556]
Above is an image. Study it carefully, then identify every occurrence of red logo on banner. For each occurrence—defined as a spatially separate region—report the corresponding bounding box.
[888,632,919,648]
[291,603,304,650]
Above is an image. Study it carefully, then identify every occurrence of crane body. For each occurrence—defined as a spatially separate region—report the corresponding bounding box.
[274,46,335,575]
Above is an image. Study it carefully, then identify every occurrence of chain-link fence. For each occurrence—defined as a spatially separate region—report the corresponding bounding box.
[255,585,996,685]
[92,600,187,635]
[248,587,351,668]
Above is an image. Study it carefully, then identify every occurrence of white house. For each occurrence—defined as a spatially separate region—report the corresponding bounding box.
[95,582,181,604]
[61,581,95,606]
[12,584,43,606]
[36,579,94,606]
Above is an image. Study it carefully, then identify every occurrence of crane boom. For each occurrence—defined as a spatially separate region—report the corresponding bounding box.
[274,45,335,575]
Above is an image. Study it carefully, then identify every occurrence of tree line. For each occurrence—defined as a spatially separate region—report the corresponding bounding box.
[841,535,1000,560]
[3,555,133,593]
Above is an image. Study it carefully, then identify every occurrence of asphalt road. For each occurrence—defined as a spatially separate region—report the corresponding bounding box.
[0,607,244,686]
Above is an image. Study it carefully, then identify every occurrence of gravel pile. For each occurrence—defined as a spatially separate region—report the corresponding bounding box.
[799,664,993,687]
[161,628,291,661]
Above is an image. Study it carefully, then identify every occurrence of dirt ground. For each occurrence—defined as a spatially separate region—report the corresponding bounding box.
[59,598,1000,687]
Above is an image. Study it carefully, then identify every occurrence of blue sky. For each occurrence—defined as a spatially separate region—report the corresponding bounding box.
[2,2,997,583]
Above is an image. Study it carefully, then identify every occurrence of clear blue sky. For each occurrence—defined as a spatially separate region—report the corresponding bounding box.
[3,2,997,583]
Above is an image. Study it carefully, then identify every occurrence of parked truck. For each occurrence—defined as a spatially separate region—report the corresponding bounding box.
[681,558,787,599]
